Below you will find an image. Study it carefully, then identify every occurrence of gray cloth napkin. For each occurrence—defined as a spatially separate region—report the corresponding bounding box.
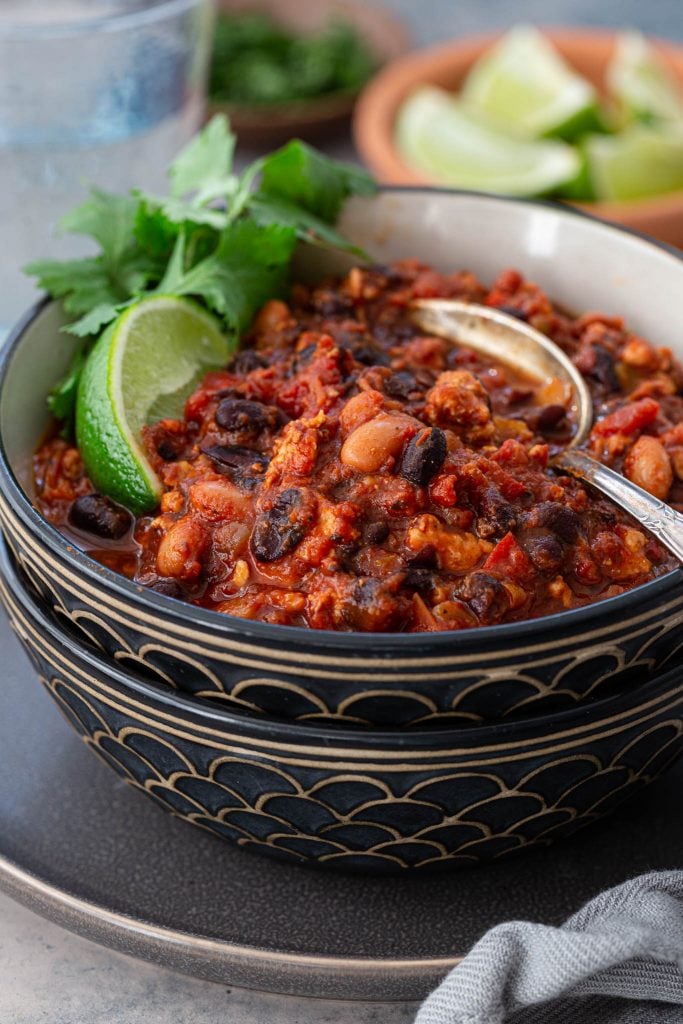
[415,871,683,1024]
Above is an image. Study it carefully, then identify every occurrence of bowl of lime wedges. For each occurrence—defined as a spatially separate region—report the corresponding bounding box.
[353,27,683,247]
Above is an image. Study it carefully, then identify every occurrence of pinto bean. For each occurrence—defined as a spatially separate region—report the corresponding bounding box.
[340,413,419,473]
[68,494,132,540]
[156,517,208,580]
[188,479,252,520]
[252,299,291,334]
[624,435,673,500]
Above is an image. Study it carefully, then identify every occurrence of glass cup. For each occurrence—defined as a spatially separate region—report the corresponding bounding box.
[0,0,214,333]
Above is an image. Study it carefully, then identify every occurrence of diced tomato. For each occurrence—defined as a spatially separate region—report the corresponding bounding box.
[483,532,534,582]
[430,473,458,507]
[592,398,660,437]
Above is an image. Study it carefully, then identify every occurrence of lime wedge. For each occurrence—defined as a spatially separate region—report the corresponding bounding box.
[76,296,230,514]
[395,86,581,196]
[607,30,683,124]
[461,26,602,140]
[583,123,683,201]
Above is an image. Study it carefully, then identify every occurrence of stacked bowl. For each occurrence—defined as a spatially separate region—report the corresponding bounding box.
[1,189,681,871]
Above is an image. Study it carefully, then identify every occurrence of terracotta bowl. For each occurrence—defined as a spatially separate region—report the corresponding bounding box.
[1,537,681,872]
[353,28,683,247]
[207,0,409,144]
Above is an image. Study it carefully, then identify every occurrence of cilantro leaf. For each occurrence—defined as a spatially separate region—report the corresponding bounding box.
[24,256,120,315]
[257,140,376,223]
[64,302,127,338]
[161,220,297,332]
[58,188,139,267]
[249,193,367,257]
[25,115,377,428]
[146,194,229,229]
[133,198,180,260]
[168,114,236,201]
[47,345,87,425]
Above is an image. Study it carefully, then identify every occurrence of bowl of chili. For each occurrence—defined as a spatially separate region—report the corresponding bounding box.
[1,536,680,872]
[0,189,681,728]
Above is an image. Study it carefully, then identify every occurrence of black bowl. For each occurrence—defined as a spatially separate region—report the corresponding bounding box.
[1,190,682,728]
[1,537,681,872]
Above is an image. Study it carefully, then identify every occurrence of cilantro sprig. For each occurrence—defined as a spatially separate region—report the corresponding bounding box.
[25,116,376,423]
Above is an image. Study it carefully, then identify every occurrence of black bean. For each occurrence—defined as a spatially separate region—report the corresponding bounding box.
[291,343,316,371]
[524,501,580,543]
[343,577,407,632]
[156,437,183,462]
[385,371,420,400]
[364,521,389,545]
[148,578,185,600]
[459,572,511,624]
[525,534,564,573]
[228,350,266,374]
[400,427,447,486]
[314,293,353,317]
[69,494,133,541]
[476,489,517,538]
[535,404,567,432]
[401,568,434,591]
[367,262,404,284]
[373,320,415,344]
[201,444,269,474]
[250,489,315,562]
[352,344,390,367]
[406,545,438,569]
[588,345,619,391]
[496,304,529,322]
[215,398,280,434]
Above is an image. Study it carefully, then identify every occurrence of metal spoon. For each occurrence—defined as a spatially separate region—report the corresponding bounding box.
[410,299,683,562]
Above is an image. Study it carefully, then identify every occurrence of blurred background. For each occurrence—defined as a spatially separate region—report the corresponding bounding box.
[378,0,683,46]
[2,0,683,330]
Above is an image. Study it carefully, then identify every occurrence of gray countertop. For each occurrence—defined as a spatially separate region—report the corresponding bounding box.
[3,1,683,1022]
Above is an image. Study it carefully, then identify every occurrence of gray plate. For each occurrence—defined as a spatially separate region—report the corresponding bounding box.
[0,609,681,1002]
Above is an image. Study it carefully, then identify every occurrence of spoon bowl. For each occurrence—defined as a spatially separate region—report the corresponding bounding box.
[411,298,593,445]
[410,298,683,562]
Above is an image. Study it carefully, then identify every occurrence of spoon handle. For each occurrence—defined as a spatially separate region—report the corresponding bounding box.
[553,449,683,563]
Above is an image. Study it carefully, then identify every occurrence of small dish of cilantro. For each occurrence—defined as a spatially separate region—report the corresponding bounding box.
[207,1,407,142]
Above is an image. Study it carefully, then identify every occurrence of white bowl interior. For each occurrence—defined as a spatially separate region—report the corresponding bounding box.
[335,191,683,351]
[4,190,683,497]
[2,302,77,494]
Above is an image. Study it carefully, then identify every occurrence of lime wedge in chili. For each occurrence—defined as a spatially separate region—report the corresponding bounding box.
[76,296,230,514]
